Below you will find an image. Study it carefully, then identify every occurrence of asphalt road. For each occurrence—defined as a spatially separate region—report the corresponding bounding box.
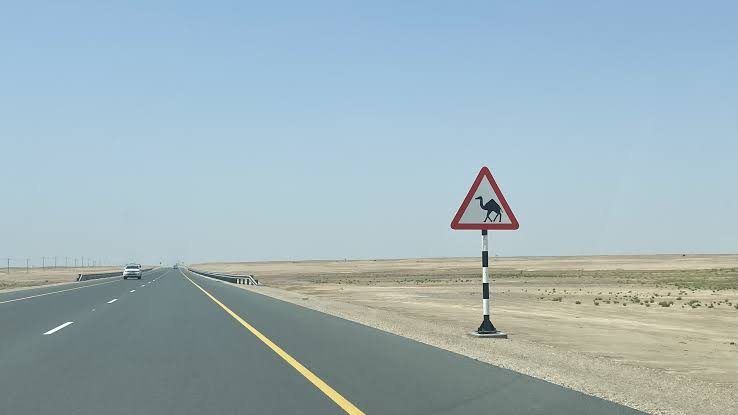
[0,268,645,415]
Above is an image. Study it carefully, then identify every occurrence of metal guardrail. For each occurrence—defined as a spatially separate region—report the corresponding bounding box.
[186,268,259,285]
[77,268,154,282]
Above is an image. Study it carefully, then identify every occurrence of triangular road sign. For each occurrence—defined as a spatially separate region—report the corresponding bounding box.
[451,167,519,230]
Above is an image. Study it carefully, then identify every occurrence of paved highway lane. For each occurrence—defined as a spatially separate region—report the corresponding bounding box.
[0,268,168,354]
[0,268,645,415]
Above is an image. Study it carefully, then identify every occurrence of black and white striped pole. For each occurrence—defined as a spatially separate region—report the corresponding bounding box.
[473,230,506,337]
[477,230,497,334]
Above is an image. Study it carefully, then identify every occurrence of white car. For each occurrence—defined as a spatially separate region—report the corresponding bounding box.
[123,264,142,280]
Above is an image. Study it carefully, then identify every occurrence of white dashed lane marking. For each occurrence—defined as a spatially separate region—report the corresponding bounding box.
[130,290,135,293]
[107,299,117,304]
[43,322,74,335]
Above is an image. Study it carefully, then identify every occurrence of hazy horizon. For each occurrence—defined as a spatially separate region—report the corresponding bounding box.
[188,253,737,267]
[2,2,736,266]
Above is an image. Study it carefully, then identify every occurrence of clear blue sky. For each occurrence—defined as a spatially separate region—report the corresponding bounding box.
[1,1,735,265]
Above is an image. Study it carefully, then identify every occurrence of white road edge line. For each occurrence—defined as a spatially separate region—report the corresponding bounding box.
[107,299,117,304]
[0,279,120,305]
[44,321,74,335]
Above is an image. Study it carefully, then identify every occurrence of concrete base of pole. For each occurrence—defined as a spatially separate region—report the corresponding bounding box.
[469,331,508,339]
[477,315,497,333]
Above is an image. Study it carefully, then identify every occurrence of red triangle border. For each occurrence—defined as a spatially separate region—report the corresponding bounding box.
[450,167,519,230]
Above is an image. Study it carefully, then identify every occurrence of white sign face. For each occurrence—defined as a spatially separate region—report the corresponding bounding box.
[451,167,519,230]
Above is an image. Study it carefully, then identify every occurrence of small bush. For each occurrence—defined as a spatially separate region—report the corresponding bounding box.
[658,301,673,307]
[551,297,562,302]
[676,296,682,300]
[594,301,600,306]
[575,300,581,304]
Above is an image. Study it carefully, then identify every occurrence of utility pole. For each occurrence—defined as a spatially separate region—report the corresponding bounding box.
[26,258,29,273]
[81,256,84,268]
[6,258,9,274]
[74,258,78,268]
[42,257,45,270]
[54,256,57,268]
[65,256,68,267]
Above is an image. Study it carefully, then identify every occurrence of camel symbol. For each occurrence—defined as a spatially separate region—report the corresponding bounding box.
[475,196,502,223]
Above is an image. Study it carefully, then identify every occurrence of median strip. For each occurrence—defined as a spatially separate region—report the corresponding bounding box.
[180,270,365,415]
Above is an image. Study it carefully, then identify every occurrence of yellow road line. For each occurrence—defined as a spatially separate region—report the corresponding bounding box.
[0,279,121,305]
[180,270,365,415]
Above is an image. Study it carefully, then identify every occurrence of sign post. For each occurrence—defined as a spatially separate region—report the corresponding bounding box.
[479,229,495,333]
[451,166,519,338]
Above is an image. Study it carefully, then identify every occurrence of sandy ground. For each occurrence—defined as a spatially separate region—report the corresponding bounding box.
[0,267,124,292]
[192,255,737,415]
